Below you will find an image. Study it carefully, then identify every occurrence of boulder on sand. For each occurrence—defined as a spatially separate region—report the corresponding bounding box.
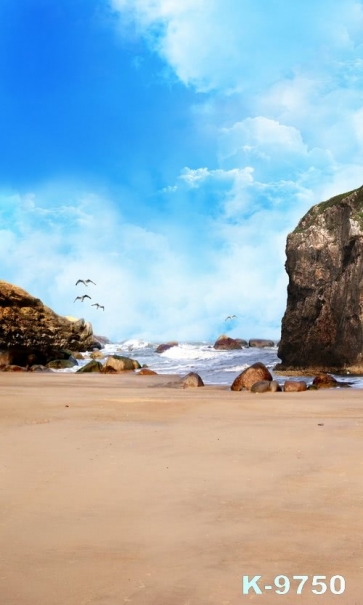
[231,362,273,391]
[102,355,141,372]
[250,380,282,393]
[250,380,271,393]
[181,372,204,388]
[284,380,307,392]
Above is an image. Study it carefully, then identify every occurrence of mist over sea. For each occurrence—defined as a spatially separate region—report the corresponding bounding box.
[60,339,363,388]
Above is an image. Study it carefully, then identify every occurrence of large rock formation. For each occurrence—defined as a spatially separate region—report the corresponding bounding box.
[277,186,363,373]
[0,280,100,366]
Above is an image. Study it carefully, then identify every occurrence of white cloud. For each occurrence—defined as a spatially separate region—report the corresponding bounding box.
[0,177,298,342]
[219,117,308,165]
[110,0,361,93]
[4,1,363,343]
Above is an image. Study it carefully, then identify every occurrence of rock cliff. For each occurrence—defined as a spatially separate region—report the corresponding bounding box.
[0,281,99,366]
[277,186,363,373]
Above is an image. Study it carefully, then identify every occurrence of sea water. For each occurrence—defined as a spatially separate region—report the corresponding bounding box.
[61,339,363,388]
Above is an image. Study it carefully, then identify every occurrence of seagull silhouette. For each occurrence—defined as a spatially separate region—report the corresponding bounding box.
[74,295,92,302]
[75,279,96,286]
[225,315,237,321]
[91,303,105,311]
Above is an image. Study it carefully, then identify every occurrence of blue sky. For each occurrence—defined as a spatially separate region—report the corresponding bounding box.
[1,0,363,342]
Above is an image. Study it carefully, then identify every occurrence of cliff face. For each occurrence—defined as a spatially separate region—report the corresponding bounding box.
[278,186,363,372]
[0,281,99,365]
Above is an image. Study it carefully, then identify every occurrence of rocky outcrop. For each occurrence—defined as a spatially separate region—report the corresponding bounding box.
[0,280,100,366]
[277,186,363,373]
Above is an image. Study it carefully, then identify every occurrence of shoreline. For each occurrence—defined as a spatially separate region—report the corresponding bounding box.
[1,373,363,604]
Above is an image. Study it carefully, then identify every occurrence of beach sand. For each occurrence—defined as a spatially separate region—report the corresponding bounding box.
[0,372,362,604]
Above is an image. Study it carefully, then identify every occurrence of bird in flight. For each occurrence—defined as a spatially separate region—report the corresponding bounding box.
[74,295,91,303]
[75,279,96,286]
[91,303,105,311]
[225,315,237,321]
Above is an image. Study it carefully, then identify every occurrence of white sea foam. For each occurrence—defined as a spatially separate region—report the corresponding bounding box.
[160,343,219,360]
[50,340,363,389]
[121,338,151,350]
[221,364,249,372]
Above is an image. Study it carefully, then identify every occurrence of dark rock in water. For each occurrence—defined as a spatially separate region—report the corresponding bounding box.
[46,359,78,370]
[231,362,273,391]
[94,334,111,346]
[77,360,102,373]
[181,372,204,388]
[0,280,99,365]
[277,186,363,373]
[235,338,248,347]
[249,339,275,348]
[284,380,307,392]
[312,373,350,389]
[155,341,178,354]
[250,380,271,393]
[213,334,242,350]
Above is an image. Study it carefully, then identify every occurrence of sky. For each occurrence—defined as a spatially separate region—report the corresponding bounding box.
[1,0,363,342]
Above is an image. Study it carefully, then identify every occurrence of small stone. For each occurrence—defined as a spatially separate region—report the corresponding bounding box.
[284,380,307,392]
[182,372,204,388]
[250,380,271,393]
[269,380,282,392]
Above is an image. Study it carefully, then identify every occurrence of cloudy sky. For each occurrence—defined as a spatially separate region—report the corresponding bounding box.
[1,0,363,342]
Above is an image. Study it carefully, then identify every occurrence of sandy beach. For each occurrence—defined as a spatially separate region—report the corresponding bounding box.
[0,373,362,605]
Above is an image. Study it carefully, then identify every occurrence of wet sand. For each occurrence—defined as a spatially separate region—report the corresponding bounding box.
[0,372,362,604]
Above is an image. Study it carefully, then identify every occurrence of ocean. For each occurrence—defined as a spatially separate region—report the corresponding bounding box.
[61,339,363,388]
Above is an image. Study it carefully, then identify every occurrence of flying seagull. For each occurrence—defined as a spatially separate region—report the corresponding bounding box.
[225,315,237,321]
[74,295,91,303]
[75,279,96,286]
[91,303,105,311]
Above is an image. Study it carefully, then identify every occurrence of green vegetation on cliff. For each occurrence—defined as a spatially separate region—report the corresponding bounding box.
[293,186,363,233]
